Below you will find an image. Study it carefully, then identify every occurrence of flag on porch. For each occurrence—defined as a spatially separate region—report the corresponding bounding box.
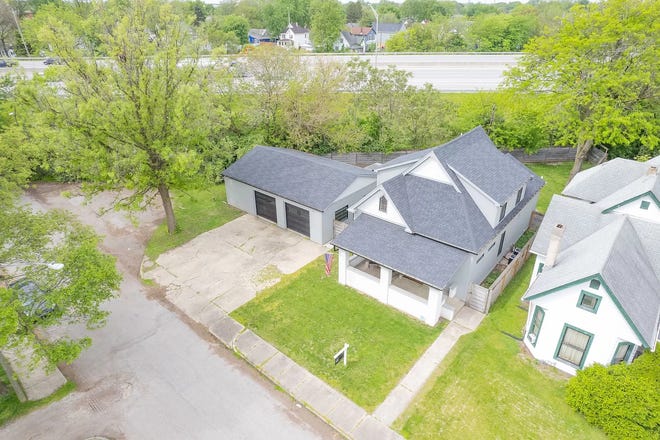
[324,253,334,276]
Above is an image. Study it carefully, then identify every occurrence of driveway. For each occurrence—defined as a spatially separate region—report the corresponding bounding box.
[0,184,338,440]
[144,215,327,316]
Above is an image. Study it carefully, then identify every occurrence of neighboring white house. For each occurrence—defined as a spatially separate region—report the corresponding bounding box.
[523,156,660,375]
[333,127,544,326]
[222,146,376,245]
[278,23,312,50]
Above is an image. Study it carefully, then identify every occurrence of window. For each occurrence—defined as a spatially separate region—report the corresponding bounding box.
[555,325,593,369]
[611,342,634,365]
[516,187,524,204]
[589,279,601,290]
[488,241,496,251]
[577,291,601,313]
[476,254,484,263]
[527,306,544,346]
[334,205,349,222]
[640,200,650,210]
[497,231,506,256]
[499,202,508,222]
[537,262,544,275]
[378,195,388,213]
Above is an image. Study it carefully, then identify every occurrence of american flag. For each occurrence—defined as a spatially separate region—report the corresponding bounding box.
[324,253,334,276]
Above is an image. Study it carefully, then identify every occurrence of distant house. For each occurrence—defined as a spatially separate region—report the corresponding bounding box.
[373,22,406,48]
[278,23,312,51]
[338,26,376,52]
[333,127,543,325]
[522,156,660,375]
[248,29,273,45]
[222,146,376,244]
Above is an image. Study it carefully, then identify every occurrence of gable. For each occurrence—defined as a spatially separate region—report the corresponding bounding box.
[407,153,457,187]
[526,274,655,348]
[354,188,408,228]
[602,191,660,222]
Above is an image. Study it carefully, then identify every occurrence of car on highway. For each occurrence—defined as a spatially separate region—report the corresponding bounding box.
[43,57,62,65]
[9,278,56,321]
[0,58,18,68]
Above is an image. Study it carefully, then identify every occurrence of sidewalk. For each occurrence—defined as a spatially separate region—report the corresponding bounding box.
[373,307,485,425]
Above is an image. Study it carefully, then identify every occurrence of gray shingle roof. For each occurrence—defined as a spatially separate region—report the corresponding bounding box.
[222,146,373,211]
[596,173,660,211]
[332,214,469,290]
[375,22,405,34]
[378,127,533,204]
[525,218,660,347]
[563,157,657,202]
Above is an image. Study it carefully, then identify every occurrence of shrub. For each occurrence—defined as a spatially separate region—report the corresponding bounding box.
[565,350,660,440]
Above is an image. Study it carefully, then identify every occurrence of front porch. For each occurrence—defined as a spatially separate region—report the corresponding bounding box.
[338,250,463,325]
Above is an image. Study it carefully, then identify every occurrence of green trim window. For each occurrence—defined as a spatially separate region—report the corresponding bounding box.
[537,262,544,275]
[555,324,594,369]
[577,290,601,313]
[640,200,650,210]
[589,279,601,290]
[527,306,545,346]
[611,342,634,365]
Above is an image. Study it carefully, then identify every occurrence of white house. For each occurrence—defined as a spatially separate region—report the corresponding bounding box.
[222,146,376,244]
[278,23,312,50]
[333,127,544,325]
[523,156,660,375]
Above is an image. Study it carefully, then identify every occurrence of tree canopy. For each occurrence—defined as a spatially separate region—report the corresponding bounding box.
[506,0,659,179]
[310,0,345,52]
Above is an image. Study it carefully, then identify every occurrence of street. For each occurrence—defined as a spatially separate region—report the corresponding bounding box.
[12,53,519,91]
[0,184,337,440]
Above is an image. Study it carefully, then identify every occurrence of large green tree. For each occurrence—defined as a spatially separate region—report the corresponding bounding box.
[310,0,344,52]
[506,0,659,180]
[26,0,225,234]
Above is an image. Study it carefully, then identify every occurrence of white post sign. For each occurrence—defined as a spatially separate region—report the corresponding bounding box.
[334,343,349,366]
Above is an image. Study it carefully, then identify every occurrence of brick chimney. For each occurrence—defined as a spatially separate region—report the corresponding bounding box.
[545,224,564,268]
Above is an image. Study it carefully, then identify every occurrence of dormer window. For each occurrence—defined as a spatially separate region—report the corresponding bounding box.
[516,187,524,204]
[499,202,508,222]
[379,195,388,213]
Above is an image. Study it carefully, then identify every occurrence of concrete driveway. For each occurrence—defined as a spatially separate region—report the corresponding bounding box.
[144,214,327,321]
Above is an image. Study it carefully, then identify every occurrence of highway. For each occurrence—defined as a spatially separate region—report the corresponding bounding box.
[10,53,521,91]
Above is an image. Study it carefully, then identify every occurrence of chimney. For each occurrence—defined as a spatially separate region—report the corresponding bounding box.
[545,224,564,268]
[647,166,658,175]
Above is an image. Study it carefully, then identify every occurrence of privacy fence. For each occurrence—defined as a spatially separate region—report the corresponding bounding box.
[325,147,607,168]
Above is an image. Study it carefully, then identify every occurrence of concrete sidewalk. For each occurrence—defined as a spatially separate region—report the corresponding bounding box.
[373,307,485,425]
[209,315,403,440]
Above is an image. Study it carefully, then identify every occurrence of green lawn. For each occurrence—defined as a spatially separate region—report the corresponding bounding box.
[526,162,574,214]
[0,369,75,426]
[231,257,444,412]
[145,185,241,260]
[394,259,606,440]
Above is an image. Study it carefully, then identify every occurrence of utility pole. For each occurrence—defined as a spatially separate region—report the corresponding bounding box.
[10,8,29,57]
[367,3,378,68]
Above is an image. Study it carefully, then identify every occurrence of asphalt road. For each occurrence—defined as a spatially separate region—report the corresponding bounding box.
[13,53,519,91]
[0,184,338,440]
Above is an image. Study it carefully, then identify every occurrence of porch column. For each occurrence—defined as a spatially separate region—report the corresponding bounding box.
[425,287,445,326]
[379,266,392,304]
[338,249,348,285]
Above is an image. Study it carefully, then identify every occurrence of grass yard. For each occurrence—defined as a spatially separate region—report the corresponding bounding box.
[0,368,75,426]
[526,162,574,214]
[145,185,241,260]
[231,257,444,412]
[393,259,606,440]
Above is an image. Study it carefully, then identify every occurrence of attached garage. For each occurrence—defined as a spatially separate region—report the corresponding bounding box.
[255,191,277,223]
[285,203,310,237]
[223,146,376,244]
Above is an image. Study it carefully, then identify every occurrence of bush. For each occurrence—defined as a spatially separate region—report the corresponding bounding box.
[565,351,660,440]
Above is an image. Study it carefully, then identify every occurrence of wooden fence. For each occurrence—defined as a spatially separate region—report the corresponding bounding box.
[467,231,536,314]
[325,147,607,168]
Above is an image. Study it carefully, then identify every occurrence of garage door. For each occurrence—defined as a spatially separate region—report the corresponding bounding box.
[255,191,277,223]
[285,203,310,237]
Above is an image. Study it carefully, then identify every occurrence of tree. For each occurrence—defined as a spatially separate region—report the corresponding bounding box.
[345,1,362,23]
[0,207,122,368]
[565,351,660,440]
[400,0,447,22]
[262,0,311,38]
[506,0,660,180]
[0,1,16,56]
[310,0,344,52]
[25,0,224,234]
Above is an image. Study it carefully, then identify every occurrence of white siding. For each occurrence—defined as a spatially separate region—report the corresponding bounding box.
[356,189,408,227]
[454,173,500,227]
[524,280,644,375]
[408,154,456,186]
[610,195,660,223]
